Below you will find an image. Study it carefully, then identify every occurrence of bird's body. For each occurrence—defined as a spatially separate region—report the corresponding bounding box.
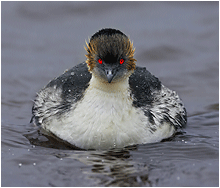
[31,28,187,150]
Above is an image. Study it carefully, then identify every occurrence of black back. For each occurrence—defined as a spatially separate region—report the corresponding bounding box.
[46,62,92,104]
[129,67,161,107]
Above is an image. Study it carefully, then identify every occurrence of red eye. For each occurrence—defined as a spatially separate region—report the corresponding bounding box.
[119,59,124,64]
[98,59,102,64]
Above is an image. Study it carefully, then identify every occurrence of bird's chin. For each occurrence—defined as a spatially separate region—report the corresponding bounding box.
[92,68,131,84]
[99,77,117,84]
[93,75,123,85]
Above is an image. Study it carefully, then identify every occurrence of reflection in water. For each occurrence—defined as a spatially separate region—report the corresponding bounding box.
[67,149,150,186]
[24,126,151,186]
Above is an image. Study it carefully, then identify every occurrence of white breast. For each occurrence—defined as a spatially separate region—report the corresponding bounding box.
[46,76,174,149]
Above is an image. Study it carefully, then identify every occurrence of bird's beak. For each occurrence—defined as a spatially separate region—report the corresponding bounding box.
[105,69,115,83]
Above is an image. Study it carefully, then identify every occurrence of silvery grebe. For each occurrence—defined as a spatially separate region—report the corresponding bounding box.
[31,28,187,150]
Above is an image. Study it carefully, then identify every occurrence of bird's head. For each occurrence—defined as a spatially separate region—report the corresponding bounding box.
[85,28,136,83]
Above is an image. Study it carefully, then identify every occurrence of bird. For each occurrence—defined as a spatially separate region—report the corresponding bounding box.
[31,28,187,150]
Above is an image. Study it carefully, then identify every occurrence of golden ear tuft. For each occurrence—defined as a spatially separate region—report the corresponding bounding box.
[84,40,97,72]
[126,40,137,71]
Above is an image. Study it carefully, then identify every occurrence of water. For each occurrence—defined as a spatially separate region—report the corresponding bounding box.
[1,2,218,186]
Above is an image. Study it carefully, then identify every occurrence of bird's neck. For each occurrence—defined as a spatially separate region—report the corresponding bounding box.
[89,75,130,93]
